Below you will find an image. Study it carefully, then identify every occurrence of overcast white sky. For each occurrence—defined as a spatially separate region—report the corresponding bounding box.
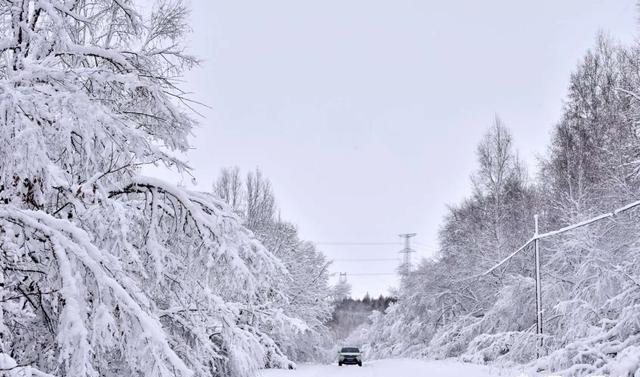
[150,0,638,297]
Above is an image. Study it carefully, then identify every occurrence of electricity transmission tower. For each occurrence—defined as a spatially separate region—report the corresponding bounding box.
[338,272,348,284]
[398,233,417,275]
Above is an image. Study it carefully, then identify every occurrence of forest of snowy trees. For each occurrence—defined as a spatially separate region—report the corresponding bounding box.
[4,0,640,376]
[0,1,335,376]
[212,167,335,363]
[327,295,395,341]
[361,36,640,376]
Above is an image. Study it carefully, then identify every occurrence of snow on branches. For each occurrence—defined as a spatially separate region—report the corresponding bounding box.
[362,37,640,376]
[0,1,305,376]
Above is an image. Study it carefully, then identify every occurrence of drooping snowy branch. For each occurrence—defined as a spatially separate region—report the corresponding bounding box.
[0,1,312,376]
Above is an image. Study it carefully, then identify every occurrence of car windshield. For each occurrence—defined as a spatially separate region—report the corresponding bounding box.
[341,347,360,353]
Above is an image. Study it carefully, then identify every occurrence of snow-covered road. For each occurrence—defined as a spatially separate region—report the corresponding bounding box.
[259,358,521,377]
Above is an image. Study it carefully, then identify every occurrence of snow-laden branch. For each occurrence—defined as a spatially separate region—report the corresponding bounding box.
[109,176,286,289]
[0,1,320,374]
[0,207,193,377]
[0,352,57,377]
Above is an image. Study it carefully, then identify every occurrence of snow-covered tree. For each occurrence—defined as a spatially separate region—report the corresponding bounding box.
[364,35,640,376]
[213,167,334,363]
[363,119,535,361]
[0,1,299,376]
[331,279,352,302]
[530,36,640,375]
[213,167,243,215]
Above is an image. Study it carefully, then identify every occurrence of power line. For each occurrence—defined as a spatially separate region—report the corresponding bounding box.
[481,198,640,355]
[333,258,400,262]
[332,271,433,277]
[316,242,402,246]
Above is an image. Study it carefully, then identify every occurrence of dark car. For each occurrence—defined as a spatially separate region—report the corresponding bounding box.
[338,346,362,366]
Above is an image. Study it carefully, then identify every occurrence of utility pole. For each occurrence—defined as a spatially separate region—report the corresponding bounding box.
[534,215,543,357]
[398,233,417,275]
[339,272,347,284]
[484,201,640,354]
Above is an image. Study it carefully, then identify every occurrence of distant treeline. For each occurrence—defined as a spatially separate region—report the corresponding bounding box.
[327,295,396,337]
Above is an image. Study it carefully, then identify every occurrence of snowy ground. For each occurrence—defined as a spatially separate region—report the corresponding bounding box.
[259,358,525,377]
